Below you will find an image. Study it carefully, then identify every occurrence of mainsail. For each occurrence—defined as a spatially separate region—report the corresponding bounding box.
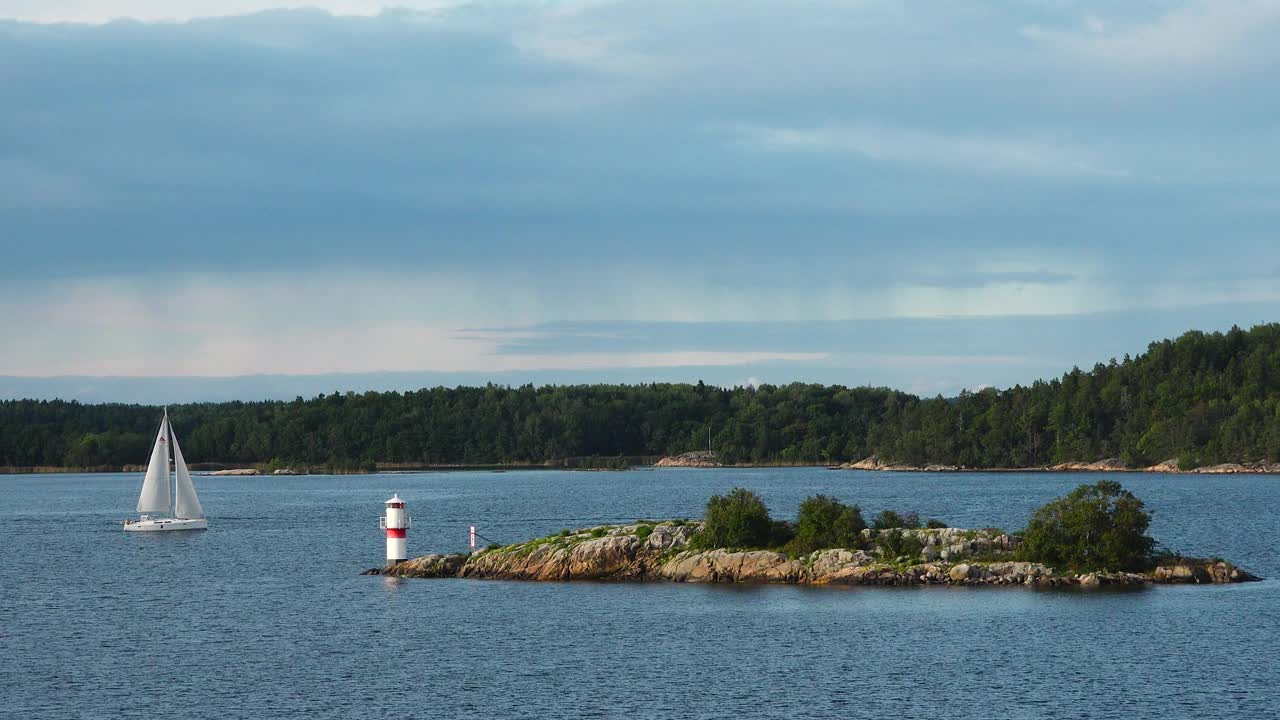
[136,412,172,513]
[171,427,204,519]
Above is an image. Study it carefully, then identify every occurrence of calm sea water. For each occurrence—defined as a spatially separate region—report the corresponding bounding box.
[1,468,1277,719]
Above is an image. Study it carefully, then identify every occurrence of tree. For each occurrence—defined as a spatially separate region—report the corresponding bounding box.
[871,509,921,530]
[1018,481,1155,571]
[786,495,866,554]
[696,488,779,549]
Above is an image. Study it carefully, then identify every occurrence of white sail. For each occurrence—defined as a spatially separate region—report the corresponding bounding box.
[170,420,203,519]
[136,413,172,514]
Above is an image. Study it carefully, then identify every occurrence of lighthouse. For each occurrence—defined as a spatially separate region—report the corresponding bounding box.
[379,494,411,564]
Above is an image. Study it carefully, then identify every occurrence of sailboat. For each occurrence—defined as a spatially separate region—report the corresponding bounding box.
[123,409,208,532]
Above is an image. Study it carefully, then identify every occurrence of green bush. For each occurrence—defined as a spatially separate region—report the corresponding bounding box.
[925,518,948,529]
[590,527,608,538]
[635,524,654,542]
[785,495,867,555]
[872,510,921,530]
[874,529,925,562]
[1018,481,1155,571]
[694,488,781,549]
[770,520,797,547]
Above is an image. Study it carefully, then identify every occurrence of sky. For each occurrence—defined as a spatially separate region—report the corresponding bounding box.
[2,1,1279,402]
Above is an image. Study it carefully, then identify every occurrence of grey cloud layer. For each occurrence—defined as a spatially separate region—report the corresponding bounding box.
[3,2,1278,281]
[2,2,1280,392]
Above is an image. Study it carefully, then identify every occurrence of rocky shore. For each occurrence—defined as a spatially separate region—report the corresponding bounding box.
[838,455,1280,474]
[654,451,723,467]
[362,522,1259,587]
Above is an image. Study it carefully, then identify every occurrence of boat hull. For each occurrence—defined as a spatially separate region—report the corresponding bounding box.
[123,517,208,532]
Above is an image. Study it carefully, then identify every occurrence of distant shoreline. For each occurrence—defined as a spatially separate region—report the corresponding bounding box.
[0,462,632,475]
[653,450,1280,475]
[4,459,1280,475]
[832,455,1280,475]
[0,459,822,475]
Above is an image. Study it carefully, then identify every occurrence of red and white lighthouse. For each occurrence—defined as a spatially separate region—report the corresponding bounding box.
[379,493,411,564]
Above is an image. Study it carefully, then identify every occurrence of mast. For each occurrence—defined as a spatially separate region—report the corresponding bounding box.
[167,410,175,517]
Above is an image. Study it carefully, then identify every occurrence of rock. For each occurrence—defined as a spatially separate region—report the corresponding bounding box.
[1049,458,1128,472]
[1078,573,1100,587]
[1208,561,1259,582]
[839,456,884,470]
[380,553,465,578]
[985,561,1044,584]
[1195,463,1247,474]
[645,522,701,550]
[731,551,805,582]
[1145,458,1181,473]
[654,451,722,468]
[273,468,300,475]
[658,549,802,583]
[809,549,874,581]
[566,535,643,578]
[948,563,972,582]
[463,534,646,581]
[1153,564,1195,582]
[1153,560,1259,584]
[838,455,958,472]
[205,468,260,476]
[659,550,721,582]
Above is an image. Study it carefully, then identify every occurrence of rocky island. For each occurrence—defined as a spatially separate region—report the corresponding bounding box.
[364,481,1259,588]
[363,521,1254,587]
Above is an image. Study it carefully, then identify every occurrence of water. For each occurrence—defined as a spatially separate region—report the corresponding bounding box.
[2,468,1277,718]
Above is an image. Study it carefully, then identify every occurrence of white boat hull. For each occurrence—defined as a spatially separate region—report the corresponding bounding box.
[123,517,208,532]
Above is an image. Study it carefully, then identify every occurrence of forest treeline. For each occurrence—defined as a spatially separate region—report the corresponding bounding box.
[3,324,1280,470]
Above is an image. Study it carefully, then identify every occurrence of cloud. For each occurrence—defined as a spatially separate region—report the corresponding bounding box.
[0,272,840,375]
[908,270,1077,289]
[0,273,830,376]
[1021,1,1280,68]
[9,263,1279,377]
[749,125,1130,180]
[0,1,465,23]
